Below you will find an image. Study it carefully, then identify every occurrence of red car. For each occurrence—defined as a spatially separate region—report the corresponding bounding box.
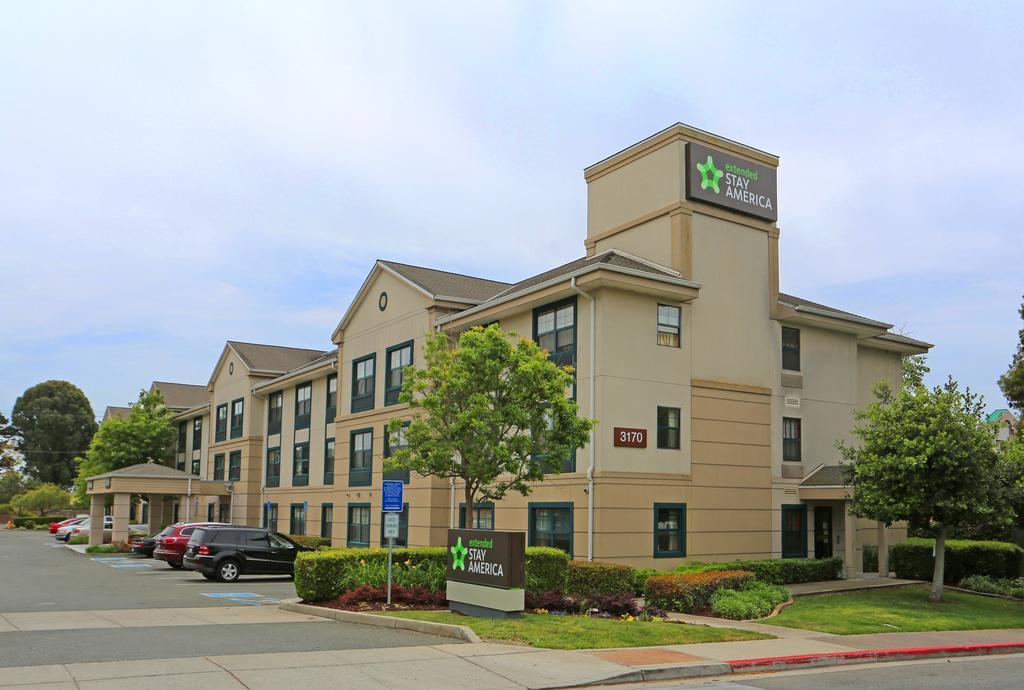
[49,517,85,534]
[153,522,228,568]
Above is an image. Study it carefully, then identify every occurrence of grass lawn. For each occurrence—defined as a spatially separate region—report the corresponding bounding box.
[380,611,770,649]
[767,584,1024,635]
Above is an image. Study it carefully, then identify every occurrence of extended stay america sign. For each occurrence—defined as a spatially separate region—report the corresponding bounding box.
[685,142,778,222]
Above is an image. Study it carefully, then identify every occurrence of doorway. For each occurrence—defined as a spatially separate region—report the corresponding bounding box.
[814,506,833,559]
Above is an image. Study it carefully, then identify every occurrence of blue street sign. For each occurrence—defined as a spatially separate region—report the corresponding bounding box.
[382,480,404,512]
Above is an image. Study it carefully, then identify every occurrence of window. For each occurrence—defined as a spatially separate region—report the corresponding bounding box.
[324,438,335,485]
[177,422,187,453]
[534,299,576,368]
[191,456,200,476]
[265,447,280,487]
[783,417,802,462]
[657,304,681,347]
[349,429,372,486]
[657,406,681,450]
[529,503,573,556]
[654,503,686,558]
[459,502,495,530]
[218,504,230,523]
[383,422,410,483]
[262,502,278,530]
[782,504,808,558]
[230,398,244,439]
[293,442,310,486]
[192,418,203,451]
[326,374,337,422]
[347,503,370,547]
[295,382,312,430]
[213,453,224,480]
[536,410,575,474]
[782,326,801,371]
[228,450,241,481]
[351,355,376,412]
[215,404,228,441]
[321,503,333,539]
[289,503,306,536]
[379,504,409,546]
[267,393,283,435]
[207,503,215,521]
[385,341,413,405]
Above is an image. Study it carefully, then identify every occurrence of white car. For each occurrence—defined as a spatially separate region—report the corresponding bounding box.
[55,517,108,541]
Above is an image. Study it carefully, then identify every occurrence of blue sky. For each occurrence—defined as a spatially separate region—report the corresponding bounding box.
[1,1,1021,421]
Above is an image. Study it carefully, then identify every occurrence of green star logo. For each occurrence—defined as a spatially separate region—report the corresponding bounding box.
[697,155,723,193]
[450,536,468,570]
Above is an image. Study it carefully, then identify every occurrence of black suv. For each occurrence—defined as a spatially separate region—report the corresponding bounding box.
[182,526,310,582]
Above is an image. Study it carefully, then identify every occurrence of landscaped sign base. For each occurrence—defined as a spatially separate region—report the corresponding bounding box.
[446,579,524,619]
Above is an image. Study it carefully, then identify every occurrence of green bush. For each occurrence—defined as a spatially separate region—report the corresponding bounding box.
[12,517,51,528]
[892,538,1023,583]
[525,547,569,594]
[958,575,1024,599]
[709,581,790,620]
[675,557,843,585]
[566,561,635,597]
[644,570,754,612]
[862,544,895,572]
[33,523,50,530]
[86,544,119,553]
[291,535,332,549]
[67,536,88,545]
[632,568,661,596]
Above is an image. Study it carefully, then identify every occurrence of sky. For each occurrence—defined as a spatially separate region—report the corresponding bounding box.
[1,1,1021,422]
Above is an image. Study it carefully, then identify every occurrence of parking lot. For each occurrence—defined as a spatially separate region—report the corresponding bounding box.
[0,529,453,667]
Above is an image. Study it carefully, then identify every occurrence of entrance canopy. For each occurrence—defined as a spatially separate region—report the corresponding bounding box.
[797,464,852,501]
[85,461,229,498]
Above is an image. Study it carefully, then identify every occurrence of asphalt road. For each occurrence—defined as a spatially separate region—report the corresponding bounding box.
[0,530,298,611]
[626,654,1024,689]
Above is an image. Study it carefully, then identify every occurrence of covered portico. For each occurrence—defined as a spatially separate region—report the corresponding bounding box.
[84,461,231,546]
[798,465,891,579]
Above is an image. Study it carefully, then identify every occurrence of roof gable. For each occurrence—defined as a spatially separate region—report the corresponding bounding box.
[150,381,208,410]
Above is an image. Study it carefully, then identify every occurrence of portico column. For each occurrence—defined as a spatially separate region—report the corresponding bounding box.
[88,493,105,546]
[877,521,889,577]
[112,492,131,544]
[148,495,165,531]
[843,501,859,579]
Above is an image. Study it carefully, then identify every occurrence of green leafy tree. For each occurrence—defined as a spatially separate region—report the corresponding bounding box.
[386,325,595,519]
[998,434,1024,527]
[10,483,71,516]
[73,388,176,502]
[840,378,1006,602]
[12,381,97,486]
[0,412,21,472]
[902,354,930,389]
[0,471,35,503]
[999,296,1024,414]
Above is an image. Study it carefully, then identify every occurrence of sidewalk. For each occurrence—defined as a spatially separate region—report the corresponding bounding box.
[4,628,1023,689]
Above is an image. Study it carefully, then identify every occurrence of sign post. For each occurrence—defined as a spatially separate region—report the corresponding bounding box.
[446,528,525,618]
[381,481,404,607]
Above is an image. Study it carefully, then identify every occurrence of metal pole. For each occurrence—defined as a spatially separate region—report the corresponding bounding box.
[386,537,394,606]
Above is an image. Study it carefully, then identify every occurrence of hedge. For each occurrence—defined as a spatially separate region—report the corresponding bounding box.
[711,581,789,620]
[12,517,52,528]
[566,561,635,597]
[295,546,572,602]
[862,544,895,573]
[675,557,843,585]
[892,538,1023,582]
[645,570,754,612]
[291,535,332,549]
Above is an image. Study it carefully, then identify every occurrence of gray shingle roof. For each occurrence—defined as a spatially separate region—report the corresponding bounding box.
[778,293,890,327]
[800,465,850,487]
[103,406,132,421]
[89,461,198,480]
[491,250,679,299]
[227,341,328,374]
[380,260,511,303]
[150,382,208,410]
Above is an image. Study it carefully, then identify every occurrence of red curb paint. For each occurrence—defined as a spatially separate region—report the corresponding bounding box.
[728,642,1024,671]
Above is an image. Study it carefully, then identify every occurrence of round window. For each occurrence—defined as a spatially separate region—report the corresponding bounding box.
[229,362,234,375]
[379,291,388,311]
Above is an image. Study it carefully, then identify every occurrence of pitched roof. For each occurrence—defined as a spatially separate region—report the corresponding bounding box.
[150,382,208,410]
[777,293,892,329]
[88,461,198,481]
[490,250,680,299]
[103,406,132,421]
[988,409,1016,423]
[227,341,328,374]
[380,260,511,303]
[800,464,849,487]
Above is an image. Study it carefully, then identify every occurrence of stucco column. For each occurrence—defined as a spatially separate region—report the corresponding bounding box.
[88,494,105,546]
[877,521,889,577]
[112,493,131,544]
[843,501,859,579]
[148,495,165,532]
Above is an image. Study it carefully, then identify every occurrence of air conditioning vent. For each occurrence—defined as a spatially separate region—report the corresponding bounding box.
[784,395,801,408]
[784,488,797,495]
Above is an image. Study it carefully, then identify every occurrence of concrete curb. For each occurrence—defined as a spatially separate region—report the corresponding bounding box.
[278,599,482,643]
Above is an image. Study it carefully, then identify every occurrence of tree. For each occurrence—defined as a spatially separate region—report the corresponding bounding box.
[0,412,21,472]
[999,295,1024,414]
[840,378,1006,602]
[10,483,71,516]
[73,388,176,503]
[998,433,1024,528]
[12,380,97,486]
[902,354,930,389]
[385,325,595,519]
[0,471,34,503]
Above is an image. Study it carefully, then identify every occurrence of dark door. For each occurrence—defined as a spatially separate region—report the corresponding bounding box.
[267,532,299,573]
[237,530,274,573]
[814,507,833,559]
